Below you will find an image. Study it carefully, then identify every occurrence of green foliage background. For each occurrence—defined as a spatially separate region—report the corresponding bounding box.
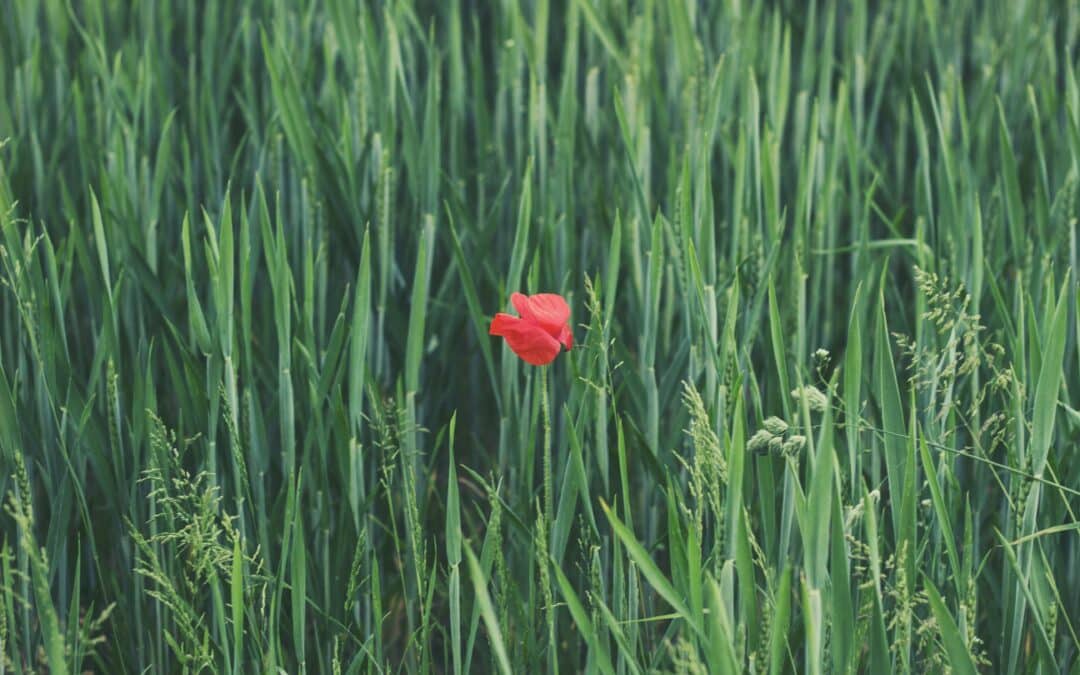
[0,0,1079,672]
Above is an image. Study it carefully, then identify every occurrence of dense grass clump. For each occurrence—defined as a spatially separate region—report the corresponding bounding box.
[1,1,1079,672]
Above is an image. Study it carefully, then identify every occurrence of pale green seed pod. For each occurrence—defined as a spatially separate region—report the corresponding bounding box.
[782,434,806,456]
[791,385,828,412]
[768,434,785,456]
[762,416,788,435]
[748,429,774,454]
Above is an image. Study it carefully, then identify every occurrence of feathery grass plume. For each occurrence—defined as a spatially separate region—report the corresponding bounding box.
[220,379,251,517]
[897,265,1018,436]
[669,636,709,675]
[681,380,726,529]
[107,358,122,464]
[1048,169,1077,232]
[485,476,510,660]
[886,542,913,670]
[586,541,604,629]
[962,574,990,668]
[6,450,70,674]
[0,542,7,672]
[130,412,257,671]
[344,525,368,616]
[534,502,555,672]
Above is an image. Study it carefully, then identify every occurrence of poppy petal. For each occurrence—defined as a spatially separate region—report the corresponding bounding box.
[489,312,520,336]
[510,292,532,318]
[489,313,561,365]
[516,293,571,335]
[557,324,573,350]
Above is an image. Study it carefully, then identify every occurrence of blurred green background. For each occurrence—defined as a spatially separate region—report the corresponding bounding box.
[0,0,1078,672]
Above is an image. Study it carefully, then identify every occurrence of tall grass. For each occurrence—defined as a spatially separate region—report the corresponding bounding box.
[0,0,1078,672]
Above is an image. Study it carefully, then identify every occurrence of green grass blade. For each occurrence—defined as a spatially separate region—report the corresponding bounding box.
[463,542,513,675]
[923,577,978,675]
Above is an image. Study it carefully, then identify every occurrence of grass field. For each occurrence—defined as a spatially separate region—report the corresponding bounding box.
[1,0,1079,672]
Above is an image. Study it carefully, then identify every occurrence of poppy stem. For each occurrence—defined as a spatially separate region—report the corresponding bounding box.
[539,365,557,675]
[540,367,553,529]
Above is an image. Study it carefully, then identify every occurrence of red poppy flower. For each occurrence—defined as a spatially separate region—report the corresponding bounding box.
[489,292,573,366]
